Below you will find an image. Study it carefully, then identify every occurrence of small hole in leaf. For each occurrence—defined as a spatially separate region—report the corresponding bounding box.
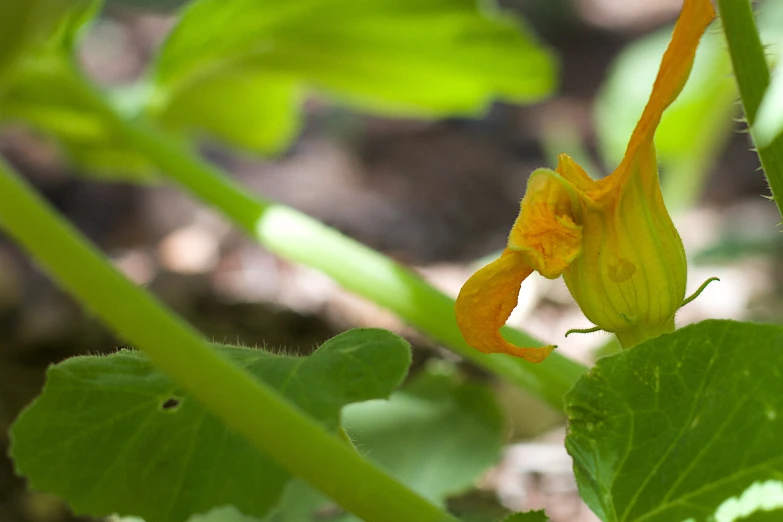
[161,397,181,411]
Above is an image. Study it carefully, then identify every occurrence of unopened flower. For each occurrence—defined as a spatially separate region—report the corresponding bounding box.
[455,0,716,361]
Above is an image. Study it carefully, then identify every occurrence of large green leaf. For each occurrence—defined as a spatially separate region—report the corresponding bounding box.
[10,328,411,522]
[157,71,302,155]
[565,320,783,522]
[149,0,555,153]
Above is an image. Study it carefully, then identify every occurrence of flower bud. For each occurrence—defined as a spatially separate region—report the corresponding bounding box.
[559,151,687,348]
[454,0,714,358]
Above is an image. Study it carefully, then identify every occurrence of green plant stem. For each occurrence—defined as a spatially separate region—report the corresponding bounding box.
[117,118,585,409]
[58,57,585,409]
[63,60,587,409]
[614,318,675,350]
[0,157,458,522]
[717,0,783,220]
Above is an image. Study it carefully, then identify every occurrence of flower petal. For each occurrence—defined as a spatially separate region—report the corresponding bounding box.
[556,153,596,194]
[508,168,583,278]
[603,0,716,190]
[455,249,555,362]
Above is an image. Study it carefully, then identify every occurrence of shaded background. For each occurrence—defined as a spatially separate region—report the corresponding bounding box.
[1,0,781,520]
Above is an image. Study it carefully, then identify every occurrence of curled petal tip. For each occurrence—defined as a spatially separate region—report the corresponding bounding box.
[495,343,556,363]
[455,251,554,363]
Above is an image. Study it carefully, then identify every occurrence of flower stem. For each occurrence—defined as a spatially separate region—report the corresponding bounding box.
[127,121,586,408]
[614,318,675,350]
[65,67,586,410]
[717,0,783,220]
[0,158,458,522]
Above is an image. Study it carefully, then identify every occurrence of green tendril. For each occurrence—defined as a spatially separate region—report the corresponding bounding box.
[681,277,721,308]
[565,326,603,337]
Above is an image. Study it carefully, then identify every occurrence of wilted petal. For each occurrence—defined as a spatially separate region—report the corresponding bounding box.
[455,250,555,362]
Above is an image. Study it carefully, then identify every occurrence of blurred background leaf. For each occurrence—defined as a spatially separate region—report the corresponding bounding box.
[1,0,559,177]
[148,0,557,154]
[0,0,99,78]
[156,71,302,155]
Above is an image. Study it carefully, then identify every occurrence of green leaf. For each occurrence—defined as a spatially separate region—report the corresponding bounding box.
[565,320,783,522]
[149,0,555,153]
[502,510,549,522]
[265,363,505,521]
[10,328,411,522]
[157,71,302,155]
[595,26,736,210]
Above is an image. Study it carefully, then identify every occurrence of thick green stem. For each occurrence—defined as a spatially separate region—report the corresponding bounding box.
[0,158,458,522]
[117,119,585,409]
[717,0,783,220]
[32,56,587,409]
[64,59,588,409]
[55,55,590,408]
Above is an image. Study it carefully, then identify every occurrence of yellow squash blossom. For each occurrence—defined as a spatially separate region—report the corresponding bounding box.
[455,0,716,362]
